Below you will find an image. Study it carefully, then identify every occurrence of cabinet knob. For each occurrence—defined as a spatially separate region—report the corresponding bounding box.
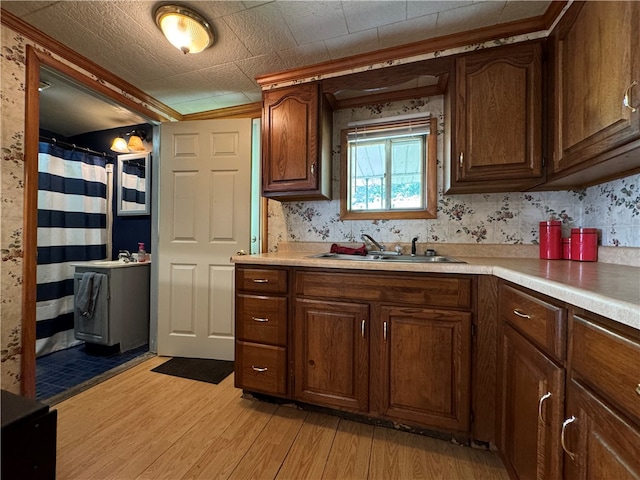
[310,162,316,176]
[561,416,577,461]
[252,317,269,323]
[251,366,268,372]
[383,321,388,341]
[459,150,464,168]
[635,384,640,396]
[623,80,638,113]
[253,279,269,283]
[361,319,366,338]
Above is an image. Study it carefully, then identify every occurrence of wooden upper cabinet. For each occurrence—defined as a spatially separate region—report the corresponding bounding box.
[547,1,640,188]
[261,82,332,201]
[445,41,544,193]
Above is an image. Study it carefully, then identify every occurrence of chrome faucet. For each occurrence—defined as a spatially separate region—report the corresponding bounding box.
[361,234,385,252]
[118,250,133,262]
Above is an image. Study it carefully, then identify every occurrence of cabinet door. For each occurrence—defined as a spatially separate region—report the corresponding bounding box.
[448,42,543,193]
[563,380,640,480]
[262,82,319,195]
[551,2,640,176]
[294,298,369,412]
[378,306,471,432]
[498,324,564,480]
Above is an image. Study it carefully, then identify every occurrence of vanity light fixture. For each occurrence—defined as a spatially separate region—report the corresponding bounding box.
[110,134,129,153]
[126,133,146,152]
[154,4,214,54]
[110,130,148,153]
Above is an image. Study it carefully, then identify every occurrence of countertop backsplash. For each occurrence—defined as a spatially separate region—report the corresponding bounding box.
[267,96,640,254]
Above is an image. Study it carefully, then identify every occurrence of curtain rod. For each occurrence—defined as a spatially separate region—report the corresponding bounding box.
[39,135,113,159]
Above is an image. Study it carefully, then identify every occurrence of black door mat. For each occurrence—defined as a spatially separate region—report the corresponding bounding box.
[151,358,234,384]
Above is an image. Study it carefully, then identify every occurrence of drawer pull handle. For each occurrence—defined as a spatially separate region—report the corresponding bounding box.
[561,416,577,461]
[251,366,268,372]
[361,320,366,338]
[513,309,531,319]
[636,384,640,396]
[538,392,552,423]
[252,317,269,323]
[383,321,388,341]
[252,279,269,283]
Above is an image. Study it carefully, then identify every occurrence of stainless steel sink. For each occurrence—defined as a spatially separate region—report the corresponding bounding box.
[308,253,465,263]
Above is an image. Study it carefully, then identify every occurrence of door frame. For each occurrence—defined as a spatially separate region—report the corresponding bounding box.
[21,46,164,396]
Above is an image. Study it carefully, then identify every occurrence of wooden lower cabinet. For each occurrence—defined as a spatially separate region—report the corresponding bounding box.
[498,323,565,480]
[293,298,369,412]
[563,380,640,480]
[290,270,476,435]
[378,306,472,432]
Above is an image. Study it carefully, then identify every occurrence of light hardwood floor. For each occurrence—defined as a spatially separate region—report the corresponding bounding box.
[54,356,508,480]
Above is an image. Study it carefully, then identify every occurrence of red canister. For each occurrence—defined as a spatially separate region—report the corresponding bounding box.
[562,237,572,259]
[539,221,562,259]
[571,228,598,262]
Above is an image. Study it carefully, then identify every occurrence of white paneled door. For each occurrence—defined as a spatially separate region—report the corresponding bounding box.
[158,119,252,360]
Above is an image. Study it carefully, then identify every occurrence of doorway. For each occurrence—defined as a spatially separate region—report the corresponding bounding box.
[23,46,163,399]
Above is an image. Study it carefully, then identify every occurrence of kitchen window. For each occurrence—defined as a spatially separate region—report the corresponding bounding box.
[340,115,437,220]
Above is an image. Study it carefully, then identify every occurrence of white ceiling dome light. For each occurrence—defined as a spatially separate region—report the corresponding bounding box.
[154,4,214,55]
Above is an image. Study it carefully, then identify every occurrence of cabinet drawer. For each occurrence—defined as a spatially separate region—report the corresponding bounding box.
[571,313,640,424]
[235,341,287,396]
[237,268,288,294]
[295,271,472,308]
[500,284,567,361]
[236,295,287,346]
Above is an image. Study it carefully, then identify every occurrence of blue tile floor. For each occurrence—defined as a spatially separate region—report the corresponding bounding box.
[36,343,149,401]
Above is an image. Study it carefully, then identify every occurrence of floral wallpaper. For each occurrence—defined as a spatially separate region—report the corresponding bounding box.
[267,97,640,250]
[1,27,27,392]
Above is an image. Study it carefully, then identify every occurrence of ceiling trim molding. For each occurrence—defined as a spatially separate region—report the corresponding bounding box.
[182,102,262,121]
[256,2,568,88]
[1,8,183,122]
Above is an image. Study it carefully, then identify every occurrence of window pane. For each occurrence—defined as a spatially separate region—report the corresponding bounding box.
[350,141,386,210]
[390,139,423,209]
[351,176,383,210]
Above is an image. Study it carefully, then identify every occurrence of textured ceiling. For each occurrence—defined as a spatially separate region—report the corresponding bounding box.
[3,0,551,135]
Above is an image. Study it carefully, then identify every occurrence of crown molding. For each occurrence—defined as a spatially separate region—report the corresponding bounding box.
[256,2,568,88]
[1,8,183,122]
[182,102,262,121]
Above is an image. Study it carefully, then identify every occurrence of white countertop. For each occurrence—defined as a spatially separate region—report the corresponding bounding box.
[72,260,151,269]
[231,252,640,330]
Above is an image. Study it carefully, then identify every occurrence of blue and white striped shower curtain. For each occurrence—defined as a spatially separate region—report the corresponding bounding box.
[120,161,146,210]
[36,142,109,357]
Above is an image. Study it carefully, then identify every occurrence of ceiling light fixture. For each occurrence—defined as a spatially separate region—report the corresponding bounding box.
[154,4,214,54]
